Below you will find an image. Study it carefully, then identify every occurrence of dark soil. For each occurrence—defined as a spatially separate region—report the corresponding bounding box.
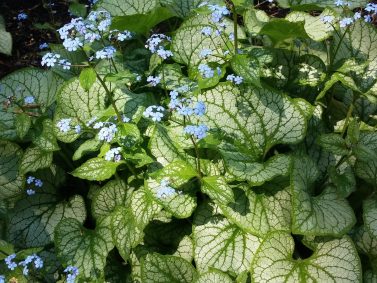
[0,0,90,78]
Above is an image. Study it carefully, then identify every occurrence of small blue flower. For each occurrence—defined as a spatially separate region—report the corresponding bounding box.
[146,75,161,86]
[5,254,17,270]
[95,46,116,59]
[143,105,165,122]
[26,189,35,195]
[156,47,173,59]
[199,48,213,58]
[339,17,354,27]
[201,26,212,36]
[74,125,81,134]
[57,118,72,133]
[184,124,209,139]
[41,53,61,67]
[198,64,214,78]
[17,13,28,21]
[39,42,49,50]
[0,275,5,283]
[156,178,176,199]
[34,179,43,187]
[105,147,122,162]
[320,15,334,24]
[226,74,243,85]
[117,30,132,41]
[26,176,35,184]
[24,96,35,104]
[194,101,206,116]
[64,266,79,283]
[59,59,71,70]
[98,124,117,142]
[63,37,83,52]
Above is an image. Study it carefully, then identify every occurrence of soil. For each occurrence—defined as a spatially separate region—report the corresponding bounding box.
[0,0,90,78]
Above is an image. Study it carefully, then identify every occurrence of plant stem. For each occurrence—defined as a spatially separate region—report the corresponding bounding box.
[232,4,238,53]
[341,102,354,137]
[190,135,202,178]
[95,72,122,122]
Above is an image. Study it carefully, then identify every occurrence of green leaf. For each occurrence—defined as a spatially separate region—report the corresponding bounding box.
[193,206,261,274]
[260,19,309,46]
[149,124,191,166]
[71,157,123,181]
[277,0,367,9]
[91,180,129,220]
[173,235,194,262]
[15,113,31,139]
[54,217,114,280]
[251,232,361,282]
[220,143,291,185]
[152,160,197,187]
[111,206,144,261]
[10,195,86,248]
[19,146,53,175]
[364,199,377,239]
[172,14,234,67]
[141,253,198,283]
[201,176,234,204]
[291,156,356,236]
[0,141,23,200]
[220,183,292,237]
[147,178,197,219]
[231,54,261,87]
[194,269,233,283]
[160,0,203,18]
[79,67,97,91]
[72,138,102,161]
[317,133,349,155]
[0,15,12,55]
[69,2,87,17]
[112,7,174,34]
[286,9,335,41]
[244,8,269,35]
[0,68,64,140]
[355,159,377,186]
[54,78,108,143]
[32,119,60,152]
[95,0,158,16]
[9,167,86,248]
[198,84,310,158]
[130,187,161,227]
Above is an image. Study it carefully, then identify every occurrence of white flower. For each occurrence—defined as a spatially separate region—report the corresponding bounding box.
[147,75,161,86]
[339,17,354,28]
[143,105,165,122]
[105,147,122,161]
[98,124,117,142]
[56,118,72,133]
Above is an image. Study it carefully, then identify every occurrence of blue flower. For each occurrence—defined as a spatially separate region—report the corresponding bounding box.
[39,42,49,50]
[194,101,206,116]
[24,96,35,104]
[105,147,122,162]
[41,53,61,67]
[226,74,243,85]
[0,275,5,283]
[5,254,17,270]
[184,124,209,139]
[198,64,214,78]
[17,13,28,21]
[34,179,43,187]
[98,123,117,142]
[56,118,72,133]
[199,48,213,58]
[156,179,176,199]
[95,46,116,59]
[64,266,79,283]
[117,31,132,41]
[339,17,354,27]
[26,189,35,195]
[26,176,35,184]
[143,105,165,122]
[201,26,212,36]
[147,75,161,86]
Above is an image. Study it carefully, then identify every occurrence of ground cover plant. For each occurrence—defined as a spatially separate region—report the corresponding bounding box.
[0,0,377,282]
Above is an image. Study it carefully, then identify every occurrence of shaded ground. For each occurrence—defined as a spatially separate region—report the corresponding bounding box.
[0,0,89,78]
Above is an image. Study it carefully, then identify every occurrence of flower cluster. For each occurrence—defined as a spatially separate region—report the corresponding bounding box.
[19,254,44,276]
[26,176,43,196]
[147,75,161,86]
[198,63,215,78]
[156,178,176,199]
[198,3,230,39]
[105,147,122,162]
[143,105,165,122]
[41,53,71,70]
[168,88,209,140]
[145,34,173,60]
[226,74,243,85]
[4,253,43,276]
[56,118,81,134]
[64,266,79,283]
[95,46,116,59]
[321,1,377,27]
[94,122,118,142]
